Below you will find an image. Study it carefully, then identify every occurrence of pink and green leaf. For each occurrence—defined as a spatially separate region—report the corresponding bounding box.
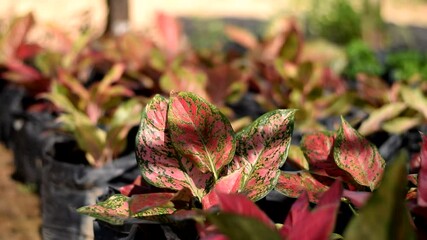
[231,109,295,201]
[301,131,353,181]
[77,194,130,225]
[301,131,336,171]
[275,171,333,203]
[135,94,212,199]
[167,91,236,179]
[129,192,176,215]
[334,117,385,190]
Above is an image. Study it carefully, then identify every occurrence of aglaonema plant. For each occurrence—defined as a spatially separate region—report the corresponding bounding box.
[276,116,386,203]
[202,147,417,240]
[201,180,343,240]
[78,91,295,224]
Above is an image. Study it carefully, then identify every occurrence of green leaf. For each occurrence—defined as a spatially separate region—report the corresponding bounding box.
[73,119,106,166]
[106,99,143,157]
[358,102,407,136]
[334,117,385,190]
[344,151,416,240]
[382,116,423,134]
[401,86,427,119]
[207,213,282,240]
[287,145,309,170]
[231,109,295,201]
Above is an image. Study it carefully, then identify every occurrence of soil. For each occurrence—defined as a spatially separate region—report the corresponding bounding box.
[0,144,41,240]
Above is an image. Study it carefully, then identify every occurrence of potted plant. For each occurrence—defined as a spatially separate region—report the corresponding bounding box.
[41,63,144,239]
[78,91,427,239]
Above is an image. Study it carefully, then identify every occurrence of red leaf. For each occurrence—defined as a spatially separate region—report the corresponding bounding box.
[120,176,150,196]
[334,117,385,190]
[275,171,333,203]
[281,192,310,236]
[5,59,43,82]
[168,92,236,178]
[418,134,427,207]
[3,13,35,59]
[216,192,275,229]
[284,181,343,240]
[342,190,371,208]
[136,94,212,199]
[155,11,182,59]
[231,109,295,201]
[202,169,244,209]
[16,43,42,59]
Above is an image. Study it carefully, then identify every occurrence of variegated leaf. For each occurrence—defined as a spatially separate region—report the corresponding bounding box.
[135,94,212,199]
[232,109,295,201]
[334,117,385,190]
[77,194,130,225]
[275,171,333,203]
[301,131,335,171]
[129,192,176,215]
[168,91,236,179]
[301,131,352,180]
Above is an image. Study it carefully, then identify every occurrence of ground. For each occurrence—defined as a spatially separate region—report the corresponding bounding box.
[0,144,41,240]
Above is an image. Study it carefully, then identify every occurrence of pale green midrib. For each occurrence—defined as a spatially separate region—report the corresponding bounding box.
[184,107,220,181]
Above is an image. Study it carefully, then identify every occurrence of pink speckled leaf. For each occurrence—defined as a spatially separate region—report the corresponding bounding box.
[301,131,335,170]
[334,117,385,190]
[77,194,130,225]
[301,131,352,180]
[418,134,427,207]
[135,94,212,199]
[168,92,236,179]
[232,109,295,201]
[201,169,244,209]
[275,171,333,203]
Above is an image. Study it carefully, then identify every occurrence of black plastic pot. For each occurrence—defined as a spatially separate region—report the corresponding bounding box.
[11,111,54,188]
[0,84,25,147]
[41,135,139,240]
